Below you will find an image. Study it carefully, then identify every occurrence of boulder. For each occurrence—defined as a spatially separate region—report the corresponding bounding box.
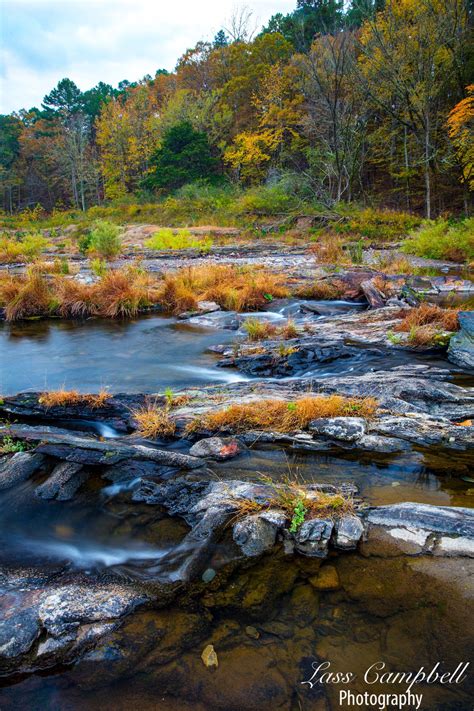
[189,436,241,461]
[0,579,149,675]
[233,510,286,557]
[294,518,334,557]
[333,514,365,549]
[309,564,340,591]
[448,311,474,370]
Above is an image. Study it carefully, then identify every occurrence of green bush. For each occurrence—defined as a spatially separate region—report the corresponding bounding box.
[333,207,422,242]
[145,228,212,251]
[233,184,297,216]
[402,218,474,263]
[88,220,122,259]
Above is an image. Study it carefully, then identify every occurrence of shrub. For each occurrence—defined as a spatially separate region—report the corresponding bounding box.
[402,218,474,263]
[0,233,50,263]
[3,270,52,321]
[88,221,122,259]
[233,184,297,216]
[186,395,377,434]
[145,228,213,252]
[90,258,107,277]
[334,207,421,242]
[242,317,299,341]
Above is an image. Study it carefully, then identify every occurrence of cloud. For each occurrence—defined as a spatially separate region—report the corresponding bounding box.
[0,0,295,113]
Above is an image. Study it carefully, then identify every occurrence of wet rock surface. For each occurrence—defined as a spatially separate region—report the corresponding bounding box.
[0,574,150,675]
[449,311,474,370]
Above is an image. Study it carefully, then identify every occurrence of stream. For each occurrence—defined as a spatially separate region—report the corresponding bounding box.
[0,299,473,710]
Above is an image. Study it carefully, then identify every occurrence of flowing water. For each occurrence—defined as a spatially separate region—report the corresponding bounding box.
[0,301,473,710]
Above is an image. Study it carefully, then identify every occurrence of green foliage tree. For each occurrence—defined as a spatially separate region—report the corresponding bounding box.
[144,122,219,192]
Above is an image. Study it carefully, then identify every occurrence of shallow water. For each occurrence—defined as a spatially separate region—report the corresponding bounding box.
[0,314,244,393]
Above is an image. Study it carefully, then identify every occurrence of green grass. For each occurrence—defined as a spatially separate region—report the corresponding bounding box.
[145,228,213,251]
[402,218,474,263]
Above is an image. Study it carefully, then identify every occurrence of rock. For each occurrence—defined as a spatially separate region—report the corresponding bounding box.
[233,511,284,557]
[294,518,334,557]
[245,625,260,639]
[366,502,474,558]
[334,515,365,549]
[309,417,366,442]
[309,564,340,591]
[201,568,216,583]
[1,425,205,469]
[448,311,474,370]
[0,579,149,675]
[35,461,88,500]
[360,278,386,308]
[201,643,218,668]
[178,301,221,320]
[0,452,46,491]
[189,436,241,461]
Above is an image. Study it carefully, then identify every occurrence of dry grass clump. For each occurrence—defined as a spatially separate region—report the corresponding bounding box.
[131,401,176,439]
[186,395,377,435]
[3,270,52,321]
[243,318,299,341]
[93,268,159,318]
[310,235,349,265]
[394,303,460,333]
[39,389,111,409]
[228,478,354,531]
[160,264,288,314]
[0,266,162,321]
[294,279,346,300]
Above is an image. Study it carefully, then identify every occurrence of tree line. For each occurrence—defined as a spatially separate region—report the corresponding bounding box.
[1,0,472,218]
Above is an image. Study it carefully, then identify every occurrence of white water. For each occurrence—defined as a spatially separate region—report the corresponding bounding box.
[102,477,142,497]
[95,422,122,439]
[22,538,170,567]
[172,365,248,383]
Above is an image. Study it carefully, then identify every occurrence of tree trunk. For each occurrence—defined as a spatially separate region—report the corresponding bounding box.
[424,119,431,219]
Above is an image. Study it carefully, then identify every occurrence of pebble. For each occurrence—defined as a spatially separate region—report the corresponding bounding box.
[201,644,218,669]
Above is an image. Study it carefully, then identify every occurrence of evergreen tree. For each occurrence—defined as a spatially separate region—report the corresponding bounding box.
[144,121,218,192]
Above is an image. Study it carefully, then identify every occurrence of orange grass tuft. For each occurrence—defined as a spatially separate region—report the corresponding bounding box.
[186,395,377,434]
[131,401,176,438]
[39,389,112,409]
[394,303,460,333]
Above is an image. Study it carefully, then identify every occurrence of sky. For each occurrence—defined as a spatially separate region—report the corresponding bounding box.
[0,0,296,114]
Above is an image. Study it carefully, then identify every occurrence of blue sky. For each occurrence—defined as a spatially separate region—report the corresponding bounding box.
[1,0,296,113]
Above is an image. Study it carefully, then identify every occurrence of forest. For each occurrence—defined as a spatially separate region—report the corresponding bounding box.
[1,0,473,220]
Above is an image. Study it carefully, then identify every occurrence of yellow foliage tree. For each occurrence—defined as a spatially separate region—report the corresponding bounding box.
[447,85,474,190]
[96,86,161,199]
